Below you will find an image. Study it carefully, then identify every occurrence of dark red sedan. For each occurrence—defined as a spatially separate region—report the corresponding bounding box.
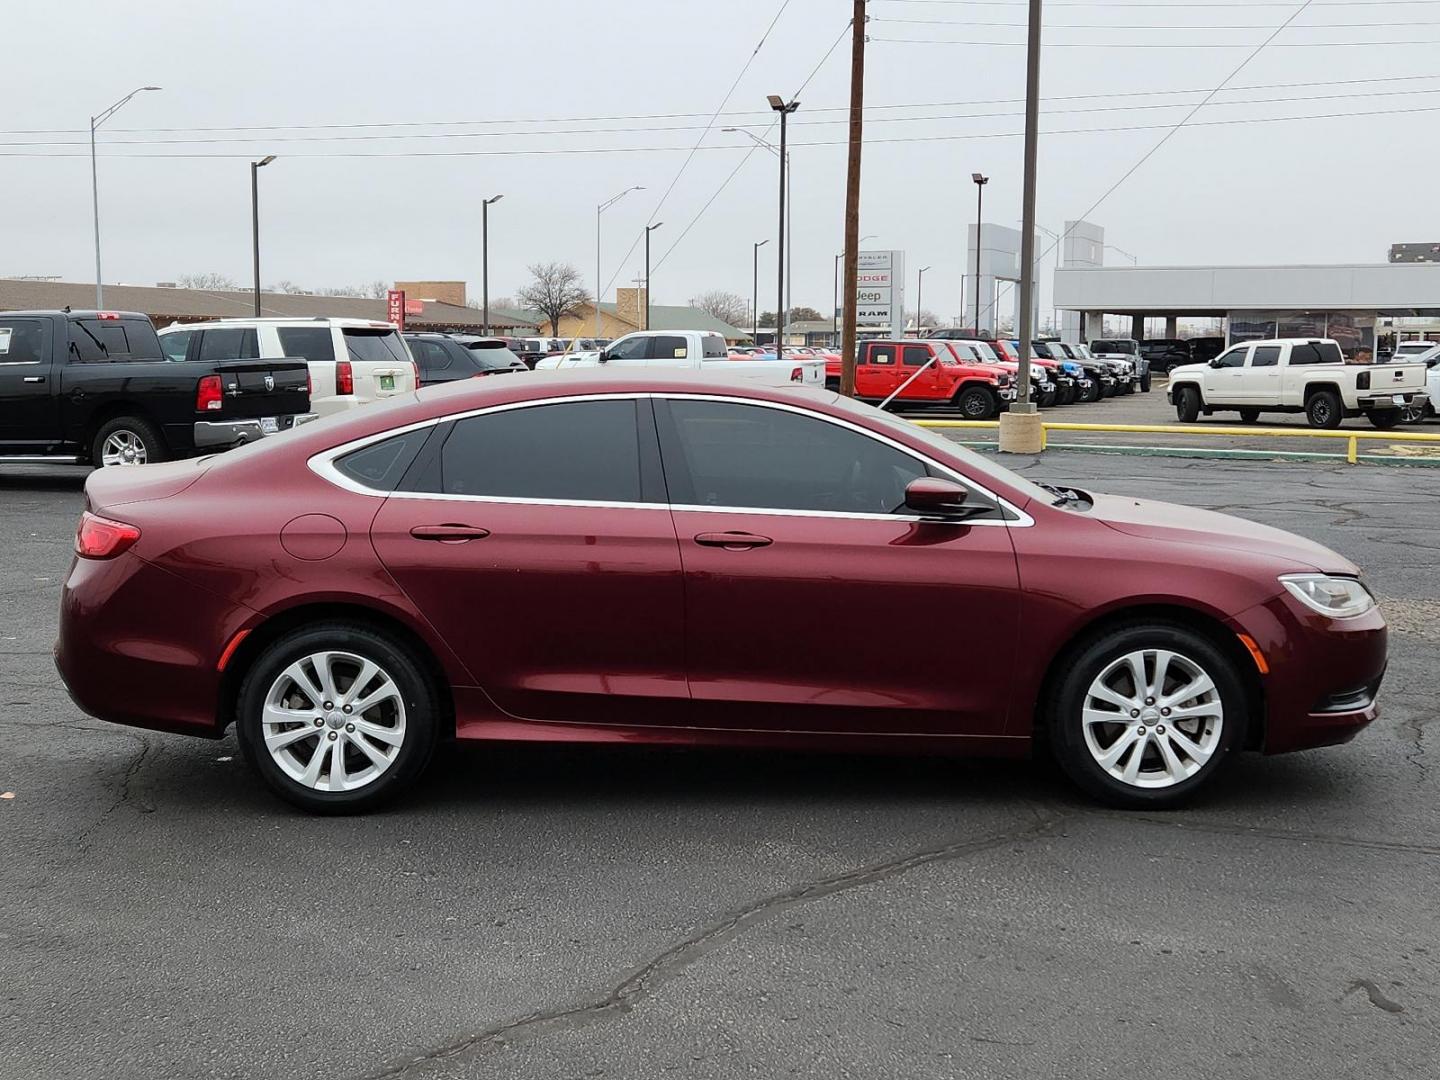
[56,373,1387,812]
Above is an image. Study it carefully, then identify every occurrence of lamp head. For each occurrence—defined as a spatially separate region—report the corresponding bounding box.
[256,155,277,168]
[972,173,989,186]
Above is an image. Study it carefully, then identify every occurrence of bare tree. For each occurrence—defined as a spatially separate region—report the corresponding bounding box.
[318,285,363,297]
[178,272,239,290]
[469,295,517,311]
[516,262,591,333]
[365,280,390,299]
[914,308,940,329]
[267,280,309,295]
[691,290,749,327]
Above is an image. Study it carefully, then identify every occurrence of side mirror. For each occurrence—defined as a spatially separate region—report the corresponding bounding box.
[1208,357,1223,368]
[597,349,611,363]
[904,477,972,518]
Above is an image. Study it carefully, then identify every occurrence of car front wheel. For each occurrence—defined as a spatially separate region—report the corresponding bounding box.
[235,622,441,813]
[1175,386,1201,422]
[1047,623,1246,808]
[955,385,997,419]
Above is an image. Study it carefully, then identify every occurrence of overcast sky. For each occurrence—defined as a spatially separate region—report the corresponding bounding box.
[5,0,1434,322]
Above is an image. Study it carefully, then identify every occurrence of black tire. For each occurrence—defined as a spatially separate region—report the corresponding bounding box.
[824,376,841,393]
[1305,389,1343,429]
[1140,372,1153,393]
[1237,408,1260,424]
[1367,410,1401,431]
[955,385,997,420]
[1080,378,1102,404]
[1046,622,1248,809]
[1175,386,1201,423]
[90,415,168,467]
[235,622,441,814]
[1056,385,1076,406]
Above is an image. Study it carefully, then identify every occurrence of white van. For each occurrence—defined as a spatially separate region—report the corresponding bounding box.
[159,317,417,417]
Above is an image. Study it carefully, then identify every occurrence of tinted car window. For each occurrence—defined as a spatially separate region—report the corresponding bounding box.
[605,336,650,361]
[653,335,688,360]
[343,328,409,363]
[901,344,932,366]
[0,319,49,364]
[1251,345,1281,368]
[68,318,163,361]
[439,400,642,502]
[410,339,452,372]
[1216,347,1248,368]
[334,430,430,491]
[1290,342,1343,365]
[866,346,896,366]
[160,329,193,362]
[278,326,336,363]
[702,335,727,359]
[199,328,259,361]
[659,400,928,515]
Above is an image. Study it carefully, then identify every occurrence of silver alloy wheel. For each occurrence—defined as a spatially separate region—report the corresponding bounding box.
[1081,648,1224,789]
[261,650,407,793]
[100,430,148,466]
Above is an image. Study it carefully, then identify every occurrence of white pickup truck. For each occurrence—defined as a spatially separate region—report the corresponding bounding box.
[534,330,825,387]
[1167,337,1429,429]
[159,317,417,418]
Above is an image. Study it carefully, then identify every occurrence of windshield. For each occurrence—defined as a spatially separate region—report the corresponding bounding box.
[343,328,410,364]
[1090,339,1138,355]
[824,393,1052,509]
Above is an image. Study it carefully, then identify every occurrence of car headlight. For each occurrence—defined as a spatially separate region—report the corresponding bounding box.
[996,373,1012,386]
[1279,574,1375,619]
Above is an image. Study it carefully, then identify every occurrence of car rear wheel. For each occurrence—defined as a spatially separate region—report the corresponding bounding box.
[1047,624,1246,808]
[955,385,997,419]
[1140,372,1153,393]
[235,623,440,813]
[1305,390,1343,429]
[1175,386,1201,423]
[91,416,168,467]
[1367,410,1401,430]
[1237,408,1260,423]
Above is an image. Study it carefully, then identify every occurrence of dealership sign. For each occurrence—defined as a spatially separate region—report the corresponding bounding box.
[387,289,406,330]
[855,250,905,337]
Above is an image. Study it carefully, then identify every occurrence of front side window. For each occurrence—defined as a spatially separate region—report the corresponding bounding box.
[1216,347,1248,368]
[658,399,930,516]
[605,336,650,361]
[902,344,933,367]
[0,319,49,364]
[160,329,193,362]
[437,400,642,502]
[1250,345,1281,368]
[278,326,336,363]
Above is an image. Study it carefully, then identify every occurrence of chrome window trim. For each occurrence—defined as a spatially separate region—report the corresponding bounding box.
[307,391,1034,528]
[0,360,43,367]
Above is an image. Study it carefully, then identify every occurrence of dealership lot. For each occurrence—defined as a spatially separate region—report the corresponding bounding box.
[2,452,1437,1080]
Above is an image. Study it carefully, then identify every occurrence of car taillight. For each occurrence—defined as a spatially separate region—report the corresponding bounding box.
[75,512,140,560]
[790,366,804,383]
[195,374,223,412]
[411,360,421,388]
[307,372,313,396]
[336,359,354,395]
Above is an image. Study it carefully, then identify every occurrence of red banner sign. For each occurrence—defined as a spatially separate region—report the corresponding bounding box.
[386,289,406,330]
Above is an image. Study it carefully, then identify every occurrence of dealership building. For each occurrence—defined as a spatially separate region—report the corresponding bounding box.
[1052,222,1440,357]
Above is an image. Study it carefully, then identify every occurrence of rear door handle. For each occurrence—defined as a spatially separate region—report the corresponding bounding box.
[694,531,773,550]
[409,524,491,543]
[22,376,44,384]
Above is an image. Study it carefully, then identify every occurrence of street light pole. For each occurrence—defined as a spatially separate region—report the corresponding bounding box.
[753,239,769,343]
[915,266,931,336]
[482,194,504,335]
[644,222,663,330]
[596,185,645,337]
[250,156,276,317]
[90,86,161,308]
[768,96,800,347]
[971,173,989,334]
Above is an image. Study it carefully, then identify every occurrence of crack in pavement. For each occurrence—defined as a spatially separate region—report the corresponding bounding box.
[1103,812,1440,858]
[357,804,1070,1080]
[1345,978,1406,1015]
[72,731,155,854]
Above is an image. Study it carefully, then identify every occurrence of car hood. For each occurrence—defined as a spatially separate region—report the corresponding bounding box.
[1088,492,1358,575]
[1168,362,1208,379]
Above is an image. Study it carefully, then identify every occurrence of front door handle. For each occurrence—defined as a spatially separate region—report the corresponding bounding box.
[409,524,491,543]
[22,376,44,384]
[694,531,773,550]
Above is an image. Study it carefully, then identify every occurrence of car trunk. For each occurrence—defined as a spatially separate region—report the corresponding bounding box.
[209,359,311,419]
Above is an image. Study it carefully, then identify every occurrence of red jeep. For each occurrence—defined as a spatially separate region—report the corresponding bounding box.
[850,340,1016,418]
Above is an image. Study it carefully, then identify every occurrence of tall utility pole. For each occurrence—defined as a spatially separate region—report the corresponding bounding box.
[971,173,989,333]
[596,185,644,337]
[768,95,800,348]
[482,194,503,335]
[998,0,1044,453]
[90,86,160,308]
[915,265,931,335]
[753,239,769,343]
[838,1,867,397]
[250,156,276,317]
[644,222,663,329]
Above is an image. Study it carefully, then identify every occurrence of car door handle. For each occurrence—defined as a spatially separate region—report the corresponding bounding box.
[22,376,44,384]
[409,524,491,543]
[694,531,773,550]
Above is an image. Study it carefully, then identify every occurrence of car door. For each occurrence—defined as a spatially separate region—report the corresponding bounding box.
[0,317,56,442]
[1205,344,1250,401]
[597,334,652,370]
[654,396,1021,735]
[855,343,902,400]
[898,343,944,400]
[1242,343,1283,403]
[368,396,688,726]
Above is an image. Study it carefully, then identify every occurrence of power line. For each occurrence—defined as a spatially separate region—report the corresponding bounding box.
[872,34,1440,45]
[874,15,1440,25]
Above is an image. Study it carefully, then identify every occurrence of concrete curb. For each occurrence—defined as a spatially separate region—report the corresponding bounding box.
[945,438,1440,468]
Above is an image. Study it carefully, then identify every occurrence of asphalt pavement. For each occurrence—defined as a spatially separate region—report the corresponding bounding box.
[1,452,1437,1080]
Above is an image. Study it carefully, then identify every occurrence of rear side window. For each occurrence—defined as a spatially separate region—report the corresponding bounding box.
[1290,342,1343,365]
[702,335,727,359]
[278,326,336,363]
[198,328,259,361]
[409,339,452,373]
[1251,345,1281,368]
[334,429,430,491]
[652,335,688,360]
[437,400,642,503]
[866,346,896,366]
[343,328,410,364]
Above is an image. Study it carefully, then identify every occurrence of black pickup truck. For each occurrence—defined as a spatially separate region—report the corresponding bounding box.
[0,310,313,467]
